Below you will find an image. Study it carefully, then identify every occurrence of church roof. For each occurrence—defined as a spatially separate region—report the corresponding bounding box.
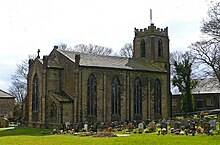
[0,89,15,99]
[58,50,166,73]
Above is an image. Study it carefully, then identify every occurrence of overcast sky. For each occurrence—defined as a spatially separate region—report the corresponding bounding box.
[0,0,212,91]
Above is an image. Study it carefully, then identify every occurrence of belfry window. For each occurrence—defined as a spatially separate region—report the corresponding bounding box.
[154,79,162,114]
[111,76,121,115]
[134,78,142,114]
[140,39,146,58]
[32,74,39,112]
[87,74,97,116]
[158,39,163,57]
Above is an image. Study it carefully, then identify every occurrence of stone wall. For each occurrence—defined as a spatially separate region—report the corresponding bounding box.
[0,98,14,118]
[77,66,169,123]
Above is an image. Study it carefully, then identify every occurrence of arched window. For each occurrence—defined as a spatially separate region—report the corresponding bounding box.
[111,76,121,115]
[158,39,163,57]
[51,101,57,118]
[154,79,162,114]
[140,39,146,58]
[134,78,142,115]
[32,74,39,112]
[87,74,97,116]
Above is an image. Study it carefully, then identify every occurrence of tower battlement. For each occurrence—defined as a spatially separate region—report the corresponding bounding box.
[134,23,168,37]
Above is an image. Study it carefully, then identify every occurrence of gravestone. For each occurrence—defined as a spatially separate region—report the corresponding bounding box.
[216,122,220,132]
[217,114,220,122]
[138,122,144,131]
[203,122,210,133]
[0,117,9,128]
[189,121,196,135]
[198,119,204,127]
[114,121,119,128]
[209,119,216,130]
[160,119,167,130]
[174,121,181,130]
[182,119,190,129]
[148,121,156,132]
[65,122,70,130]
[133,120,137,128]
[170,120,174,128]
[127,122,133,132]
[84,123,88,132]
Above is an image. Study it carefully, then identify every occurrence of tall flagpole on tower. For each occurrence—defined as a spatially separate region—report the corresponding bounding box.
[150,9,153,24]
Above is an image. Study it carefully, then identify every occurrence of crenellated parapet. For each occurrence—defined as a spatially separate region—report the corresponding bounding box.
[134,23,168,37]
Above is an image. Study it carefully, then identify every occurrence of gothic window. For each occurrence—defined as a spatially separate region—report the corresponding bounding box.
[111,76,121,115]
[134,78,142,115]
[50,101,57,118]
[154,79,162,114]
[32,74,39,112]
[158,39,163,57]
[87,74,97,116]
[140,39,146,58]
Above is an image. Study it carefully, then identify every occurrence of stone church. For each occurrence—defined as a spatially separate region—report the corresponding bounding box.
[25,23,171,128]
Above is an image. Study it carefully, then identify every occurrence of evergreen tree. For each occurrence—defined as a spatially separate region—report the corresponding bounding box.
[172,57,197,113]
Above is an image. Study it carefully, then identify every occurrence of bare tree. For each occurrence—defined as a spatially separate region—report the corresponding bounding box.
[119,43,133,58]
[190,40,220,83]
[190,1,220,84]
[170,51,198,77]
[74,44,113,56]
[170,51,185,75]
[57,43,73,51]
[201,1,220,41]
[9,55,35,102]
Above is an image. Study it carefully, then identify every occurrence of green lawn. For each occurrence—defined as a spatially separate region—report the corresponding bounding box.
[0,127,220,145]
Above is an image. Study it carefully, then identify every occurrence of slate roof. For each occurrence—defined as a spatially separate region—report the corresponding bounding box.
[49,91,73,102]
[192,78,220,94]
[0,89,15,98]
[58,50,166,73]
[172,78,220,95]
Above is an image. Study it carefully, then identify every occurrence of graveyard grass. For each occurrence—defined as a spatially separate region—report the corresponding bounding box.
[0,127,220,145]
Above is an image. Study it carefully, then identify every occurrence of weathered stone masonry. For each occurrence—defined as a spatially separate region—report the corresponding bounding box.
[25,23,171,128]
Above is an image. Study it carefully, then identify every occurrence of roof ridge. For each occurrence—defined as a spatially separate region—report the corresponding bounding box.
[0,89,14,97]
[58,49,128,60]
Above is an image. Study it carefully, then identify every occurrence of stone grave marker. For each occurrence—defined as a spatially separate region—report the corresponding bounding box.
[148,121,156,132]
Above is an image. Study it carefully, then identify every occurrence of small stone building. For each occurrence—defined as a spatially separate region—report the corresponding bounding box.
[172,78,220,115]
[25,23,171,128]
[0,89,15,118]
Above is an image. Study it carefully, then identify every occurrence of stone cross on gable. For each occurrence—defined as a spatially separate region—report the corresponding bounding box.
[37,49,40,58]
